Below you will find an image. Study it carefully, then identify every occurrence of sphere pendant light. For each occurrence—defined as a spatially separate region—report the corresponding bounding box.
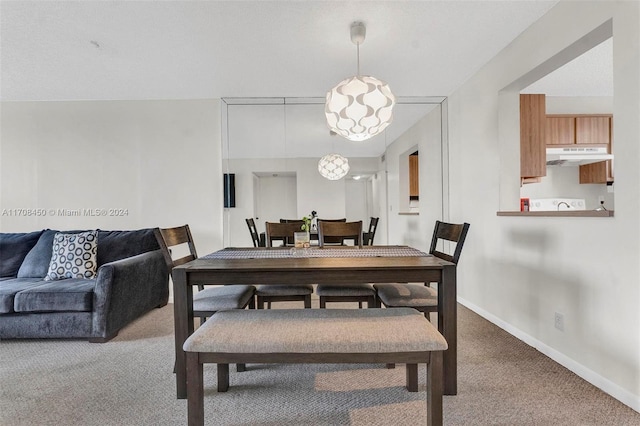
[325,21,396,142]
[318,153,350,181]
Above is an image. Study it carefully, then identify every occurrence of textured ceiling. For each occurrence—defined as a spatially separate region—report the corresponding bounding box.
[3,1,613,160]
[524,37,613,96]
[1,1,559,101]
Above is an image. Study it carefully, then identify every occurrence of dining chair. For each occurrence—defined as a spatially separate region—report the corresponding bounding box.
[362,217,379,245]
[154,225,256,325]
[317,218,347,244]
[279,219,305,245]
[154,224,255,372]
[374,220,470,321]
[316,220,377,309]
[245,218,261,247]
[254,222,314,309]
[317,220,362,248]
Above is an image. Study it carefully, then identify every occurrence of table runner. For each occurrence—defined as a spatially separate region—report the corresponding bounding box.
[202,246,428,259]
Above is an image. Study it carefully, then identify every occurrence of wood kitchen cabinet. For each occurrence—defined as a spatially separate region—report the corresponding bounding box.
[409,152,419,199]
[580,116,613,183]
[576,116,611,144]
[520,94,547,182]
[545,114,613,184]
[521,97,614,185]
[546,116,575,145]
[546,114,612,145]
[579,160,612,184]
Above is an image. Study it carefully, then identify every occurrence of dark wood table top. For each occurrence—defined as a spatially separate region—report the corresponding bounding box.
[180,246,449,284]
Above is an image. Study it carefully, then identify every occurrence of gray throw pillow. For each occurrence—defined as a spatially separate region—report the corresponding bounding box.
[17,229,59,278]
[0,230,44,277]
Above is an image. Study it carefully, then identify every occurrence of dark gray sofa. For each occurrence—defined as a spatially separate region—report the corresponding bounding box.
[0,228,169,342]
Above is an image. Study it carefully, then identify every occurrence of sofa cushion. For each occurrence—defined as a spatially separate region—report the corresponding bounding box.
[45,231,98,280]
[17,229,59,278]
[0,278,50,314]
[96,228,160,267]
[0,231,44,277]
[13,278,95,313]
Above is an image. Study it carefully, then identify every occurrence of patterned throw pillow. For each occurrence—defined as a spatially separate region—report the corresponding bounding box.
[44,231,98,280]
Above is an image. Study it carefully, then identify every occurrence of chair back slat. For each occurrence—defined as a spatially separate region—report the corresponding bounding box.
[318,221,363,248]
[431,250,454,263]
[155,225,198,269]
[363,217,379,245]
[428,220,470,264]
[280,219,305,224]
[265,222,303,247]
[172,254,197,267]
[245,218,261,247]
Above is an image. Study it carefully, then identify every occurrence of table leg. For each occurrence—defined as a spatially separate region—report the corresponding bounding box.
[438,264,457,395]
[173,267,193,399]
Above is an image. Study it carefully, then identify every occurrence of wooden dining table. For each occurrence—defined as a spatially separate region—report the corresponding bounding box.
[171,245,459,399]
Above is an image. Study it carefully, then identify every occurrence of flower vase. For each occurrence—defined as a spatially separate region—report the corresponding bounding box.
[294,232,310,248]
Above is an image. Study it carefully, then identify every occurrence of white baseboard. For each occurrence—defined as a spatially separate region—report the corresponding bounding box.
[458,297,640,413]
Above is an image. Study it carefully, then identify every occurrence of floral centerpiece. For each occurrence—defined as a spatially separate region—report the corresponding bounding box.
[294,211,317,249]
[301,210,317,232]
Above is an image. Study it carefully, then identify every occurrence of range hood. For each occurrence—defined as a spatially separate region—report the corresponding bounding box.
[546,146,613,166]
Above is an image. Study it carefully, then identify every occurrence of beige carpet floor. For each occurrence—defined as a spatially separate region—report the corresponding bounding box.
[1,302,639,425]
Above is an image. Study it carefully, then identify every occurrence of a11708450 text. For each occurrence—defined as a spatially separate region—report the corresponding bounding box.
[1,208,129,217]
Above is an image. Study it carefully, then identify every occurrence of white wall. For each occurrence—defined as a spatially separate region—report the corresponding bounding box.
[448,1,639,410]
[384,104,443,252]
[345,179,369,228]
[0,99,224,255]
[520,96,614,209]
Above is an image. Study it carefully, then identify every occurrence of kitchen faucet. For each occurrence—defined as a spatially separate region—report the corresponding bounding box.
[557,201,570,210]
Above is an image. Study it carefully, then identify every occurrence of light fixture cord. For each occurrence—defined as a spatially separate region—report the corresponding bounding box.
[356,42,361,76]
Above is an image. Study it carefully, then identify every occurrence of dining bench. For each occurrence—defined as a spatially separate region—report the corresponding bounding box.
[182,307,448,426]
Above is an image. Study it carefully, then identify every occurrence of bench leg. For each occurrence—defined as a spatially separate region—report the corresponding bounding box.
[186,352,204,426]
[386,363,395,369]
[406,363,418,392]
[427,351,443,426]
[217,364,229,392]
[236,363,247,372]
[304,295,312,309]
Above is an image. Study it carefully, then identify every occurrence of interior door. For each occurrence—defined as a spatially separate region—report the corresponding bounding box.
[255,174,297,228]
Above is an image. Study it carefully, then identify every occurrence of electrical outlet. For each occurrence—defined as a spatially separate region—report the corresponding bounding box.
[554,312,564,331]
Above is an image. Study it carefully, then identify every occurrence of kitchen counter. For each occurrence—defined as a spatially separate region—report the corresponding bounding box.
[497,210,614,217]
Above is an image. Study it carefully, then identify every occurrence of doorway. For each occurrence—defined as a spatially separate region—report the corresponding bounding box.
[254,173,297,227]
